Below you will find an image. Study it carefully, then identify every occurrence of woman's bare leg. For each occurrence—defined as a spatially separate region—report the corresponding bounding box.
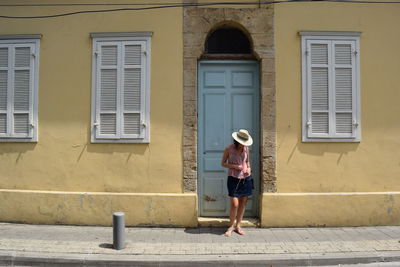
[225,197,239,236]
[235,197,248,235]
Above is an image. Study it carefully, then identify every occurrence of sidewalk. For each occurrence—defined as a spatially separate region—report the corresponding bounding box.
[1,223,400,266]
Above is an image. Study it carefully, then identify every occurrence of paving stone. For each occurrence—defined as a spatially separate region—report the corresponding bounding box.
[2,224,400,265]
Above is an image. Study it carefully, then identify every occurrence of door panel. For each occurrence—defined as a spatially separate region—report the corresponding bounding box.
[204,94,226,151]
[232,94,254,131]
[231,71,254,88]
[204,158,225,172]
[203,178,226,213]
[204,71,226,88]
[198,60,260,217]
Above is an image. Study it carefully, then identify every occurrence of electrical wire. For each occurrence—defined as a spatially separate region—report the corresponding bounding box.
[1,2,187,6]
[0,4,184,19]
[0,0,399,19]
[1,0,399,6]
[321,0,400,2]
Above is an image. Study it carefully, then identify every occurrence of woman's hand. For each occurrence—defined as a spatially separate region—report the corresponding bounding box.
[244,167,251,175]
[235,165,243,171]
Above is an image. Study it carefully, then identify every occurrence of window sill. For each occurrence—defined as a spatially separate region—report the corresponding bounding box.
[90,138,150,144]
[0,138,37,143]
[302,137,361,143]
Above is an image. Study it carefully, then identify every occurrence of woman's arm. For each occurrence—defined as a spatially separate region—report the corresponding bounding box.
[221,147,243,170]
[245,147,251,174]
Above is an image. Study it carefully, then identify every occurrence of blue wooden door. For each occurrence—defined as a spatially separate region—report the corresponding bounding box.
[198,60,260,217]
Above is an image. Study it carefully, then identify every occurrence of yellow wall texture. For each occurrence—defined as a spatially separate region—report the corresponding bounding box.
[0,189,198,226]
[0,1,184,194]
[262,192,400,227]
[275,2,400,193]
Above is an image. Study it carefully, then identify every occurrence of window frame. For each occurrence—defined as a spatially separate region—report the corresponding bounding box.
[0,36,40,143]
[300,31,361,142]
[90,32,152,143]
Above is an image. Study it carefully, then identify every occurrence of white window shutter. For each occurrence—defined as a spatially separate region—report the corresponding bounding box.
[0,39,39,142]
[95,42,120,139]
[13,46,33,137]
[91,34,151,143]
[307,41,331,138]
[121,42,145,139]
[301,33,360,142]
[0,44,35,139]
[333,41,356,138]
[0,46,8,135]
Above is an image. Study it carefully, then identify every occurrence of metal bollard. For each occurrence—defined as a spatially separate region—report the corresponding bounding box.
[113,212,125,250]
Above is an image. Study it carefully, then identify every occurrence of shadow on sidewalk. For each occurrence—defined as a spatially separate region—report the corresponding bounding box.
[99,243,114,249]
[184,227,226,236]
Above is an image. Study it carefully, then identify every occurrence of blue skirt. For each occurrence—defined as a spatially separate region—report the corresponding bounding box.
[227,176,253,198]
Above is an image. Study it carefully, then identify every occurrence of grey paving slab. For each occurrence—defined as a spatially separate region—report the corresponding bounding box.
[378,227,400,239]
[295,229,314,241]
[270,228,296,242]
[1,223,400,266]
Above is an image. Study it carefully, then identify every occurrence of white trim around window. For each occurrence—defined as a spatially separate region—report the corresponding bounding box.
[91,33,151,143]
[0,37,40,142]
[300,32,361,142]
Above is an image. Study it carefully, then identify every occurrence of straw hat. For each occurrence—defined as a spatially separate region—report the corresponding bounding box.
[232,129,253,146]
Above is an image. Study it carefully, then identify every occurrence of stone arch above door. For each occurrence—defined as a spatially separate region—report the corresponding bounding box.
[183,7,276,193]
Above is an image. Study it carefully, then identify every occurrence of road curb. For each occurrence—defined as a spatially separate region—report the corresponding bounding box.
[1,251,400,266]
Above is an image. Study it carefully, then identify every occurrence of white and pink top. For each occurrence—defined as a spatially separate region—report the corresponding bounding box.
[227,144,250,179]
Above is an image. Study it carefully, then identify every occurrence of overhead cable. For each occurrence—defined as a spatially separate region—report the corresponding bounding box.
[0,0,399,19]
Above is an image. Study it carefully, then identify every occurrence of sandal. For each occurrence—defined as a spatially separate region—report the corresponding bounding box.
[224,226,235,237]
[235,226,245,235]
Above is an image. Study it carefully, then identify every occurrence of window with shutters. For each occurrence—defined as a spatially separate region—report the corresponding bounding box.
[0,37,40,142]
[300,32,361,142]
[91,33,151,143]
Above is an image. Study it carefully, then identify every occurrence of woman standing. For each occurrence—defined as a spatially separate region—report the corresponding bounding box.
[221,129,253,236]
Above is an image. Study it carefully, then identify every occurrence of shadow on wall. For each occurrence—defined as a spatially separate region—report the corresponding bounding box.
[0,143,37,163]
[76,125,150,163]
[0,126,149,165]
[288,141,359,165]
[74,142,149,164]
[278,124,360,165]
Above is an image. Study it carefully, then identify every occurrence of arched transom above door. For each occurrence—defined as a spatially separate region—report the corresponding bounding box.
[205,26,252,55]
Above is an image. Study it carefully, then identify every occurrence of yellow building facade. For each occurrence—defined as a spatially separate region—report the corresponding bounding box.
[0,0,399,226]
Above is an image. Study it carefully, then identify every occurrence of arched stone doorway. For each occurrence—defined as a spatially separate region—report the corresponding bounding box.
[183,7,276,218]
[198,24,260,216]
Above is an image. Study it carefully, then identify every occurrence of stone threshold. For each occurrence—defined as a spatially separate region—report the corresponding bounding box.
[198,217,260,228]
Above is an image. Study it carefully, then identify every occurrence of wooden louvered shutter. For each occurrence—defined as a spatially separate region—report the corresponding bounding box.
[92,36,150,143]
[302,33,360,142]
[95,42,120,139]
[13,45,33,137]
[333,41,356,138]
[306,41,331,138]
[0,46,8,136]
[121,41,146,139]
[0,44,34,138]
[306,40,358,139]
